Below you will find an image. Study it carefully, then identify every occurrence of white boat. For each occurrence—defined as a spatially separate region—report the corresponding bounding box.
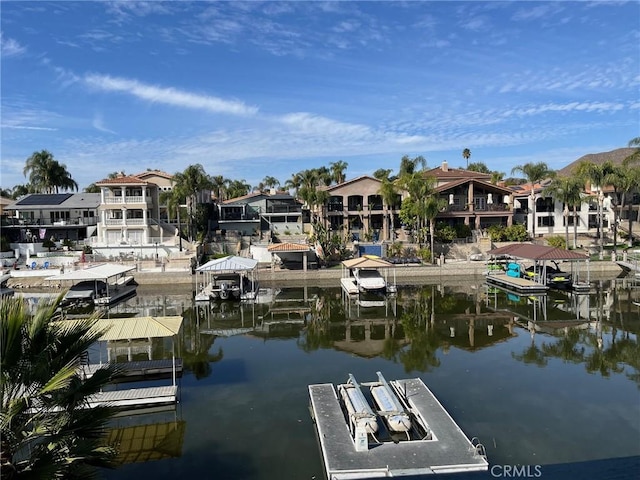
[48,264,137,306]
[353,268,387,293]
[195,256,259,302]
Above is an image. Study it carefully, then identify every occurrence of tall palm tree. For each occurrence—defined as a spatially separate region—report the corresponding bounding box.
[576,160,616,258]
[1,295,121,479]
[379,177,398,241]
[259,176,280,192]
[23,150,78,194]
[462,148,471,168]
[543,175,584,249]
[618,163,640,247]
[424,195,447,264]
[511,162,555,239]
[329,160,348,185]
[210,175,229,201]
[226,179,251,199]
[603,164,627,258]
[398,155,426,177]
[172,164,213,242]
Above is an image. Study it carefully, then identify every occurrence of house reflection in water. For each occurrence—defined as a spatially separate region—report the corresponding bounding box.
[105,419,186,465]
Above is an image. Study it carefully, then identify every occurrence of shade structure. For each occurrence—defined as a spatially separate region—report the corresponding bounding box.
[195,255,258,273]
[94,316,183,341]
[342,257,393,269]
[486,244,588,261]
[47,264,135,281]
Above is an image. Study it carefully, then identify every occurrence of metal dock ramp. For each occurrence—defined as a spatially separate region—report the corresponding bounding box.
[309,377,488,479]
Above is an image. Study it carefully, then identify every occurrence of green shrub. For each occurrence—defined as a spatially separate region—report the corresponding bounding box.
[487,225,506,241]
[454,224,472,239]
[417,247,431,263]
[546,236,566,249]
[503,224,529,242]
[386,242,404,258]
[435,223,456,242]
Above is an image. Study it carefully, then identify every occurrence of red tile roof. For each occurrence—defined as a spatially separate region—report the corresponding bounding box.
[487,243,588,261]
[95,175,149,186]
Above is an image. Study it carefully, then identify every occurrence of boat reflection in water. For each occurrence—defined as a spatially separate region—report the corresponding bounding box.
[93,276,640,480]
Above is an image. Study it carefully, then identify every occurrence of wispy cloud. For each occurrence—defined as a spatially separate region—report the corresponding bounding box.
[92,113,116,134]
[83,74,259,116]
[1,34,26,57]
[2,125,57,131]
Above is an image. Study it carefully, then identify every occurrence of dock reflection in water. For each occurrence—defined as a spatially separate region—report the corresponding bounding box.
[87,278,639,480]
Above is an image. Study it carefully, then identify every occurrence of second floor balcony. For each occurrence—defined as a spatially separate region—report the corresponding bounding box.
[103,194,150,205]
[104,217,147,226]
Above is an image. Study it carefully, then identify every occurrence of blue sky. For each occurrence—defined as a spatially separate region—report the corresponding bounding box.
[1,1,639,191]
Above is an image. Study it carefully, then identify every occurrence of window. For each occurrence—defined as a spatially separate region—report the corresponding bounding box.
[537,216,555,227]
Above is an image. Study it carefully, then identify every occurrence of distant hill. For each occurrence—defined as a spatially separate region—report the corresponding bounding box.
[557,147,636,176]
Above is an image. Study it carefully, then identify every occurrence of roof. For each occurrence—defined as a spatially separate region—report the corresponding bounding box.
[131,170,174,180]
[435,178,513,194]
[95,175,149,186]
[95,316,183,340]
[427,163,491,180]
[9,193,101,210]
[47,264,136,281]
[222,192,263,204]
[267,242,311,252]
[486,243,588,261]
[325,175,381,191]
[12,193,73,206]
[342,256,393,269]
[196,255,258,272]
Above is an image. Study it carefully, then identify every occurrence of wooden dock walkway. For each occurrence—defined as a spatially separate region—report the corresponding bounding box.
[83,359,183,382]
[485,272,548,293]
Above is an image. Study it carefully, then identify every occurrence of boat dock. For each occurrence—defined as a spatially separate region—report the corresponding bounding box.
[486,272,548,294]
[309,376,488,479]
[83,359,183,382]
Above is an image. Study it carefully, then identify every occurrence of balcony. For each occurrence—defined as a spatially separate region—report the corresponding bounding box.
[265,205,302,214]
[104,195,149,205]
[2,216,99,227]
[104,218,147,226]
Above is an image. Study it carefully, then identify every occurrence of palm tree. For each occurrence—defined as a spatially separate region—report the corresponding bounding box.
[398,155,426,177]
[462,148,471,168]
[618,163,640,247]
[172,164,213,242]
[511,162,555,239]
[23,150,78,194]
[379,177,398,241]
[576,160,616,258]
[210,175,229,201]
[226,179,251,199]
[603,164,627,258]
[329,161,348,185]
[259,176,280,192]
[543,175,584,249]
[424,195,447,264]
[1,295,121,479]
[467,162,490,174]
[373,168,393,181]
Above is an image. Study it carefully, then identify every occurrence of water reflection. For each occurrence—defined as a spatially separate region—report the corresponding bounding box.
[17,277,638,477]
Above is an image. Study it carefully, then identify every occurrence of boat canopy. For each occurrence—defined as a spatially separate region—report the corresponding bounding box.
[486,244,588,261]
[196,255,258,273]
[94,316,183,341]
[47,264,136,282]
[342,257,393,269]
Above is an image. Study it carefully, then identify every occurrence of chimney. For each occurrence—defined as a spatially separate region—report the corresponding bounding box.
[442,161,448,172]
[269,188,277,195]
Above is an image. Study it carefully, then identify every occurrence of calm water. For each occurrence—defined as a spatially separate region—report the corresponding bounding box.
[73,275,639,479]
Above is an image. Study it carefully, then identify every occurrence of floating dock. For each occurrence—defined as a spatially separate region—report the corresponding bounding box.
[309,375,488,479]
[83,359,183,382]
[486,272,548,294]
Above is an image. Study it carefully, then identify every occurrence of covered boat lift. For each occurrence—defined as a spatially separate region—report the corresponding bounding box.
[486,244,590,293]
[48,263,137,305]
[341,256,397,296]
[195,255,259,301]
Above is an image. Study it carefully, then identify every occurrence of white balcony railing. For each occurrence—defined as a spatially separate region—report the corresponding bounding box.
[104,196,147,204]
[104,218,147,226]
